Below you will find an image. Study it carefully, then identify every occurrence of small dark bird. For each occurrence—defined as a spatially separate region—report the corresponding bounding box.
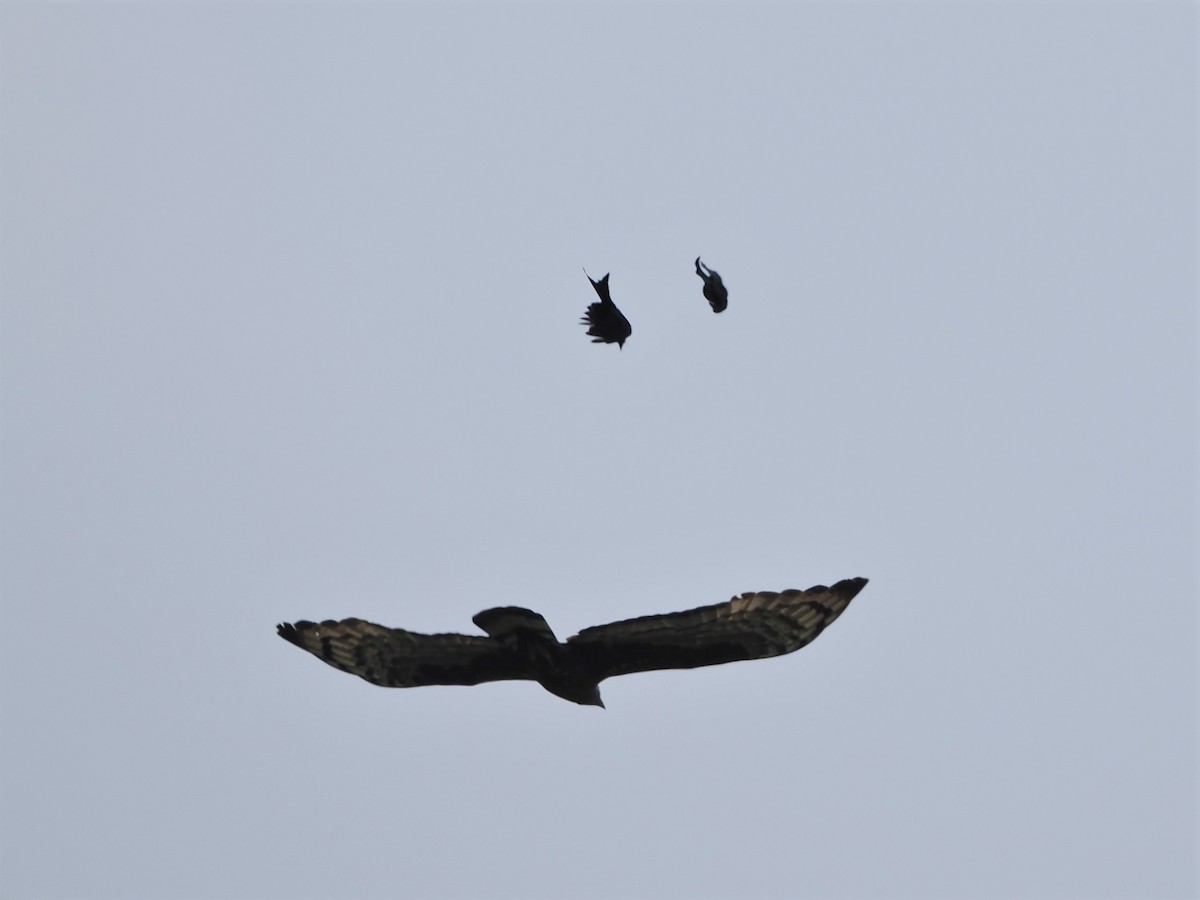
[277,577,867,707]
[695,256,729,313]
[581,270,632,348]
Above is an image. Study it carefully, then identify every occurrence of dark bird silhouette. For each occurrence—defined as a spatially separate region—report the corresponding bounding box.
[580,270,632,348]
[277,577,867,707]
[695,256,729,313]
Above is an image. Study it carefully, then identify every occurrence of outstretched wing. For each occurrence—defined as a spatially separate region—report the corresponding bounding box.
[276,618,534,688]
[567,577,867,682]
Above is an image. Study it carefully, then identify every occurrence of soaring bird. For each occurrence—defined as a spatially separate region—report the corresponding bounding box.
[580,270,632,348]
[277,577,867,707]
[695,256,729,313]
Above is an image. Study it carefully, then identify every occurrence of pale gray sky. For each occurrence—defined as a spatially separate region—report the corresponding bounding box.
[1,3,1195,899]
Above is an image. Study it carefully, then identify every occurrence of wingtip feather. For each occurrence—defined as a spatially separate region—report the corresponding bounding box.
[832,577,869,601]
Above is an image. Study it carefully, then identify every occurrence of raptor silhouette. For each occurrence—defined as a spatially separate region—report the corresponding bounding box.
[695,256,729,313]
[580,270,632,348]
[277,577,867,707]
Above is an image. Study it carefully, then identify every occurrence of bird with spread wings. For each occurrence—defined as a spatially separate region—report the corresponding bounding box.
[277,577,867,707]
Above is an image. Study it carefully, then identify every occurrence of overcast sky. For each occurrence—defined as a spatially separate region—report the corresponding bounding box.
[1,3,1195,899]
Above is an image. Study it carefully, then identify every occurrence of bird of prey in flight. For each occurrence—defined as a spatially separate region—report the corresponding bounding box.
[695,256,729,313]
[277,577,867,707]
[580,270,632,348]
